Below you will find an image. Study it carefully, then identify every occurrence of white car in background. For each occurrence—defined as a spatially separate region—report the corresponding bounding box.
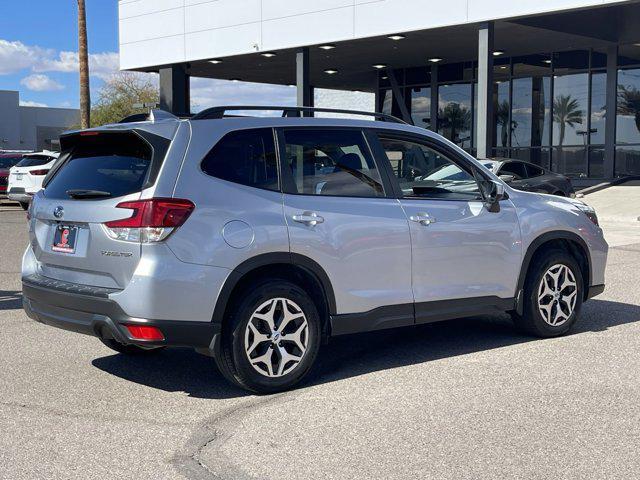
[8,151,59,210]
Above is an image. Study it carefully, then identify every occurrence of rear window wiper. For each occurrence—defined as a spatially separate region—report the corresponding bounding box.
[66,189,112,199]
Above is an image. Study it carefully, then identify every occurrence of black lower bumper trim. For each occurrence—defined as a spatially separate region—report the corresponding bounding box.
[587,284,605,300]
[22,280,219,349]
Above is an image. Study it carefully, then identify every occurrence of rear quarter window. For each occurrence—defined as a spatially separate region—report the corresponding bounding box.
[16,155,55,167]
[201,128,279,191]
[44,132,154,200]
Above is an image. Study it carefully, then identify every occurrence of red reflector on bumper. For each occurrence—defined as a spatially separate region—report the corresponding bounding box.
[125,324,165,341]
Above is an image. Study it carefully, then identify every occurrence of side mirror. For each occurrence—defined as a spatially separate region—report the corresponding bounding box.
[499,174,515,183]
[480,180,507,212]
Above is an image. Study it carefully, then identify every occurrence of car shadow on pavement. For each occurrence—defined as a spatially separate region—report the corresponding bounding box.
[91,298,639,399]
[0,290,22,311]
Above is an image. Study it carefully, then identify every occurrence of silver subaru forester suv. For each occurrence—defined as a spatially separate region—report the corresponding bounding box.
[22,106,607,393]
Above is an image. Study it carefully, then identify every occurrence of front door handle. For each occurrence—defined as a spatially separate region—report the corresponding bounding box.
[292,211,325,226]
[409,212,436,226]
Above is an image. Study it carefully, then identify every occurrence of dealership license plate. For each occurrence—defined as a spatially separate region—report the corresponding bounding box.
[15,174,23,180]
[52,225,78,254]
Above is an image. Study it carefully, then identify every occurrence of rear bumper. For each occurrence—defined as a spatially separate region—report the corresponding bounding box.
[8,188,32,203]
[22,274,219,348]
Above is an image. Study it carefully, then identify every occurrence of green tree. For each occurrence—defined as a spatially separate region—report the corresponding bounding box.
[553,95,583,146]
[438,103,471,145]
[617,84,640,133]
[90,73,158,127]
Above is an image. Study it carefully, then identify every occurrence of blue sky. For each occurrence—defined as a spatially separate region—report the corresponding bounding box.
[0,0,121,108]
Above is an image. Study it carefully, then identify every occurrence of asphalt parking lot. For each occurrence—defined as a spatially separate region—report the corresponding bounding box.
[1,196,639,480]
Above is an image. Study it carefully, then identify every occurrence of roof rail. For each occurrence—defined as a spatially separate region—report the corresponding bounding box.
[191,105,407,124]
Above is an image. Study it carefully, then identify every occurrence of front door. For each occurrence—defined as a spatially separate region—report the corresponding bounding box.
[373,132,522,323]
[278,127,413,333]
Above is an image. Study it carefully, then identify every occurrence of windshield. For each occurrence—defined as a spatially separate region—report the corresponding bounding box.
[16,155,54,167]
[0,156,23,169]
[44,133,152,200]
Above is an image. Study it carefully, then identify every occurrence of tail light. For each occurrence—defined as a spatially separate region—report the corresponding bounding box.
[103,198,194,243]
[30,169,49,176]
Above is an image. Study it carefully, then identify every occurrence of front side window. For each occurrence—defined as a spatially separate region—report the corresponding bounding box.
[201,128,278,191]
[378,136,482,200]
[281,129,384,197]
[500,161,528,180]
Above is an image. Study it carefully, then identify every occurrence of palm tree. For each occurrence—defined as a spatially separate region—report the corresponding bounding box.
[617,84,640,134]
[77,0,90,129]
[438,103,471,145]
[553,95,583,146]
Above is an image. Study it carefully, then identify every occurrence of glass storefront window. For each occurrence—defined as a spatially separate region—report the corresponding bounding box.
[511,77,551,148]
[590,72,607,145]
[553,50,590,74]
[410,87,431,129]
[616,68,640,144]
[437,83,473,149]
[494,81,510,149]
[552,73,589,147]
[512,54,552,78]
[616,145,640,176]
[589,147,605,178]
[553,146,587,178]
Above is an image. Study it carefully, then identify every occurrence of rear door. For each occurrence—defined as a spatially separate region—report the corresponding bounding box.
[279,127,414,331]
[29,130,172,289]
[372,132,522,321]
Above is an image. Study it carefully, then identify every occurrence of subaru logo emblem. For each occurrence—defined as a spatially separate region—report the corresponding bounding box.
[53,206,64,219]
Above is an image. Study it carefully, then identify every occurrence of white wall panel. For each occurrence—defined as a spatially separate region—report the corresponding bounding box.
[186,23,262,60]
[262,0,353,20]
[185,0,261,32]
[467,0,618,23]
[262,7,354,50]
[119,0,184,19]
[355,0,468,37]
[120,35,185,69]
[120,8,185,44]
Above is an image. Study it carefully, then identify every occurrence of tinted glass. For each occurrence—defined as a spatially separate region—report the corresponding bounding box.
[590,72,607,145]
[500,161,528,179]
[16,155,54,167]
[553,146,587,178]
[615,145,640,176]
[526,164,545,177]
[378,136,481,200]
[511,77,551,148]
[437,83,473,149]
[410,87,431,129]
[45,133,152,199]
[0,156,22,169]
[282,129,383,197]
[552,73,589,147]
[512,54,552,77]
[616,68,640,144]
[202,129,278,191]
[494,80,510,149]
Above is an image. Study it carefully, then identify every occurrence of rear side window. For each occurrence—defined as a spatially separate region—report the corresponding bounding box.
[201,129,278,191]
[500,161,528,180]
[281,128,384,197]
[44,132,153,200]
[526,164,545,177]
[16,155,54,167]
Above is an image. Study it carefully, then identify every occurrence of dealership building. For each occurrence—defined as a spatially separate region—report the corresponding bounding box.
[119,0,640,186]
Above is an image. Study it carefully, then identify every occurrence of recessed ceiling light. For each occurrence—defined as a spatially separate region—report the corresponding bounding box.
[288,84,295,88]
[387,34,406,41]
[372,64,387,69]
[324,69,338,74]
[428,58,443,63]
[381,76,388,80]
[500,65,508,69]
[543,59,552,64]
[493,50,505,56]
[353,90,363,93]
[319,44,336,50]
[261,52,277,58]
[230,78,241,82]
[209,59,223,64]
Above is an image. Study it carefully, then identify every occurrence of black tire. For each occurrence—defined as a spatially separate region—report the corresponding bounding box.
[215,279,322,394]
[99,338,166,355]
[19,202,29,211]
[512,249,584,337]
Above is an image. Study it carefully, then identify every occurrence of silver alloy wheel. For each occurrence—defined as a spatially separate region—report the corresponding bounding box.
[244,297,309,377]
[537,263,578,327]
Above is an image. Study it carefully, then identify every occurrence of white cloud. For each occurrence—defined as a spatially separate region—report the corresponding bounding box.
[20,74,64,91]
[19,100,49,107]
[0,38,120,80]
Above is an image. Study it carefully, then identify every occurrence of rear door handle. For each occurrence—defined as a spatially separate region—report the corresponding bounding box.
[292,211,325,226]
[409,212,436,226]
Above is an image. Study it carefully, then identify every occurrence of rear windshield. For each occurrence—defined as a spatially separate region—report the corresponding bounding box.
[0,156,23,169]
[16,155,54,167]
[44,133,153,200]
